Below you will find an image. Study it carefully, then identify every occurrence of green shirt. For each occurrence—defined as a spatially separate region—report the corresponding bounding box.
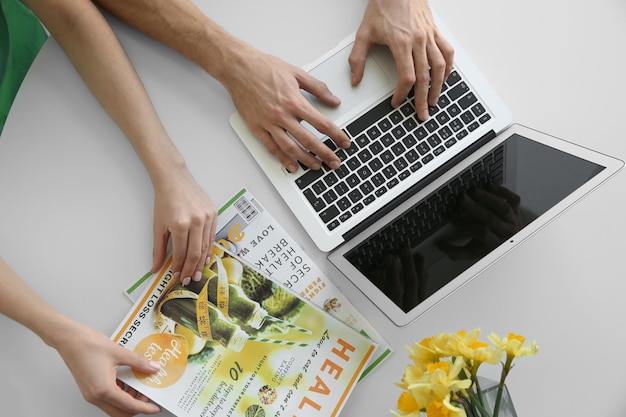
[0,0,48,135]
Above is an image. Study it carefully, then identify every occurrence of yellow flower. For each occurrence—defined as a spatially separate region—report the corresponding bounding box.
[447,329,480,359]
[395,364,427,390]
[425,396,467,417]
[391,390,424,417]
[471,342,502,365]
[488,332,539,358]
[447,329,503,366]
[406,337,439,370]
[397,391,420,413]
[408,357,471,406]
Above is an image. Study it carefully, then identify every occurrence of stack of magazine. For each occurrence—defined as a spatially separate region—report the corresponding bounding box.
[114,188,391,417]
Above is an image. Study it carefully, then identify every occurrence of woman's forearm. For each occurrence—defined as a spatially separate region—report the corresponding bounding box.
[24,0,187,186]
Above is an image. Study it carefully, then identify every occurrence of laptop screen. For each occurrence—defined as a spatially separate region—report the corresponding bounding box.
[342,133,605,313]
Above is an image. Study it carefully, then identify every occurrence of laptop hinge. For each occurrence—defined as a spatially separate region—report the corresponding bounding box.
[342,129,498,243]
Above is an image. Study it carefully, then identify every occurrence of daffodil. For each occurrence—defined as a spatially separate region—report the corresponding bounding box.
[395,363,427,390]
[487,332,539,359]
[393,330,537,417]
[408,357,471,407]
[425,395,467,417]
[406,337,439,370]
[391,391,423,417]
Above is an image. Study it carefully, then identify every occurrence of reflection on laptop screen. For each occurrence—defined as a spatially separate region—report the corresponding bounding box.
[343,133,604,313]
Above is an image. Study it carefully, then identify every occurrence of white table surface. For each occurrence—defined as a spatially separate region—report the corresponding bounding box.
[2,0,626,415]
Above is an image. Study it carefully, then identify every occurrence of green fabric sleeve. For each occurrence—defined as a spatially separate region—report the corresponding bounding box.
[0,0,48,135]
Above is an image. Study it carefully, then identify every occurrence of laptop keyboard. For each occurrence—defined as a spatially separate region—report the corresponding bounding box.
[294,69,493,231]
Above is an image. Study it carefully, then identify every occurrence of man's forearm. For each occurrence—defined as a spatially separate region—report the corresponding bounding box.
[94,0,244,85]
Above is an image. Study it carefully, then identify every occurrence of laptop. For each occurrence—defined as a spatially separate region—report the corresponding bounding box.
[229,12,623,326]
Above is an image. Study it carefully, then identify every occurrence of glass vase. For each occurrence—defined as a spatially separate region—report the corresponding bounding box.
[463,377,518,417]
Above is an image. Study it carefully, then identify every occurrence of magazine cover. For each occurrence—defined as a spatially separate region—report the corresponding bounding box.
[113,246,377,417]
[213,188,392,378]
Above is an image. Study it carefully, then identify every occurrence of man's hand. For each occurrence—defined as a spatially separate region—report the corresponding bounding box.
[222,45,351,174]
[350,0,454,121]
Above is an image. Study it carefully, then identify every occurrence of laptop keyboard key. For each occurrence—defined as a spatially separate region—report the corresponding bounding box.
[319,205,339,223]
[337,197,351,211]
[296,169,324,189]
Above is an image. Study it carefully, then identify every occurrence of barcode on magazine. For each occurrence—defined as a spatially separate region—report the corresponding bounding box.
[235,196,258,222]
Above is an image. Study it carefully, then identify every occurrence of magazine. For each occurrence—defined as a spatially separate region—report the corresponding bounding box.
[213,188,391,378]
[126,188,392,378]
[113,247,377,417]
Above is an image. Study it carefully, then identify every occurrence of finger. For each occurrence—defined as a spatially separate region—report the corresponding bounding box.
[124,384,152,403]
[289,71,350,150]
[201,213,217,272]
[178,217,205,285]
[96,400,135,417]
[151,225,169,274]
[114,345,161,375]
[435,34,455,82]
[269,125,323,170]
[348,33,372,86]
[293,96,350,149]
[296,70,342,108]
[252,127,299,173]
[287,121,343,169]
[101,387,161,416]
[388,41,418,109]
[169,223,189,284]
[411,44,431,121]
[425,42,446,107]
[209,212,218,250]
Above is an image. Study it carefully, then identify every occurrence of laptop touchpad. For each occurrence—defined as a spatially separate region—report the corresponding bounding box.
[303,44,393,128]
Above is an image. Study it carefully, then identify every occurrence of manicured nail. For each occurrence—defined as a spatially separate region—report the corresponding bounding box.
[149,361,162,370]
[193,271,202,282]
[174,271,180,279]
[182,276,191,286]
[205,256,211,265]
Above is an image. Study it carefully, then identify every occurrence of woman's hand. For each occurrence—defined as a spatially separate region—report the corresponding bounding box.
[152,165,218,285]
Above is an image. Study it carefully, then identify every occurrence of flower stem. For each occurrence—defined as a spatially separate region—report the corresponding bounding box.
[493,356,514,417]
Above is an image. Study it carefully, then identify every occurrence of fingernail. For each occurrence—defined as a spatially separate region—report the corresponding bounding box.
[174,271,180,279]
[329,160,341,170]
[287,164,298,173]
[193,271,202,282]
[149,361,161,370]
[310,161,321,170]
[182,276,191,286]
[420,110,429,121]
[205,256,211,265]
